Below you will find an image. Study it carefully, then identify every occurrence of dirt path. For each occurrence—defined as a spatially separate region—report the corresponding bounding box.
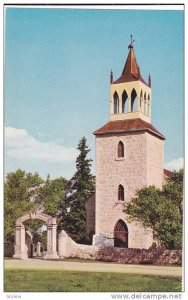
[5,259,182,278]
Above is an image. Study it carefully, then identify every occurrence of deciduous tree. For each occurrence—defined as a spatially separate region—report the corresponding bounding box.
[4,169,43,242]
[35,176,67,223]
[124,170,183,249]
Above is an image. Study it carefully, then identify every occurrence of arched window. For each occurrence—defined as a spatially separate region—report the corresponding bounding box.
[118,141,124,158]
[118,184,124,201]
[122,90,128,113]
[113,92,119,114]
[131,89,137,112]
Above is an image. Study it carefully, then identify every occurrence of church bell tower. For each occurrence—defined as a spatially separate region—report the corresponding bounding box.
[110,35,151,123]
[93,36,165,248]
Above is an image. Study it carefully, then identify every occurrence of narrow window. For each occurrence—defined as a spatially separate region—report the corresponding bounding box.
[118,141,124,158]
[118,185,124,201]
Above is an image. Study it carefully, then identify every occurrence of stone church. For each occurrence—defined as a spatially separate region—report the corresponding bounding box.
[86,38,171,249]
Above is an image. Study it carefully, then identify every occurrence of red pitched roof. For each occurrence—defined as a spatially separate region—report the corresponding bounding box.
[113,45,149,86]
[93,118,165,140]
[164,169,173,178]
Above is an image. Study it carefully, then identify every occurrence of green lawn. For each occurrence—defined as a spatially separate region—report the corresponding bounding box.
[4,269,181,292]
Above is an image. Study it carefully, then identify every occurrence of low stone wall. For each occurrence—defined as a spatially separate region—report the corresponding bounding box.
[58,230,99,260]
[58,231,182,265]
[96,247,182,266]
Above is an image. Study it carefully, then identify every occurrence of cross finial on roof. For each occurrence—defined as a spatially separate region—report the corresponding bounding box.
[128,34,135,49]
[131,34,133,45]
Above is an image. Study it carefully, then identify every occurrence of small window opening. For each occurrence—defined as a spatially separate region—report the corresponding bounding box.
[118,141,124,158]
[118,185,124,201]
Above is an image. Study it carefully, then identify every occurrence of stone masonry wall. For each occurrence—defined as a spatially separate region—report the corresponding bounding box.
[95,131,153,248]
[58,230,99,260]
[85,193,95,239]
[146,133,164,188]
[58,231,182,265]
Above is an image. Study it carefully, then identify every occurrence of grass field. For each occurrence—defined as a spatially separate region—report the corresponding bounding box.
[4,269,182,292]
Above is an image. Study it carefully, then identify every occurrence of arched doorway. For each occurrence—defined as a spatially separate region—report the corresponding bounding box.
[13,211,59,260]
[114,219,128,248]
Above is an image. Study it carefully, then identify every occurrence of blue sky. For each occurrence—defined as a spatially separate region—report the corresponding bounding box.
[4,6,184,179]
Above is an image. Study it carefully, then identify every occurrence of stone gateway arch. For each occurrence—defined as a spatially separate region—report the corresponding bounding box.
[13,211,59,260]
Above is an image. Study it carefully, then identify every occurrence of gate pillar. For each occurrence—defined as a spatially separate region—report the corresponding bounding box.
[13,223,28,259]
[43,217,59,259]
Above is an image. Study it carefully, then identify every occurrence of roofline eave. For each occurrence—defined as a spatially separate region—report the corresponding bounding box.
[93,128,165,140]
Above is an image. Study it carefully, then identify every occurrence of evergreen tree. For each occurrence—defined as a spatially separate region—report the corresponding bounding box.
[60,137,95,243]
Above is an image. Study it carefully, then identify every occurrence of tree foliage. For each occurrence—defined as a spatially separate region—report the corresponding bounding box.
[34,176,68,231]
[24,219,46,244]
[4,167,69,244]
[124,169,183,249]
[35,176,67,216]
[4,169,43,242]
[60,137,95,243]
[163,169,183,224]
[25,172,43,188]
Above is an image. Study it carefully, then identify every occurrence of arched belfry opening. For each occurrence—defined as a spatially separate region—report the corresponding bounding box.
[131,89,137,112]
[113,91,119,114]
[148,94,150,116]
[144,92,147,115]
[140,90,143,111]
[122,90,128,113]
[114,219,128,248]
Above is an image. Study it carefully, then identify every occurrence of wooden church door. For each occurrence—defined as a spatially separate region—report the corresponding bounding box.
[114,220,128,248]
